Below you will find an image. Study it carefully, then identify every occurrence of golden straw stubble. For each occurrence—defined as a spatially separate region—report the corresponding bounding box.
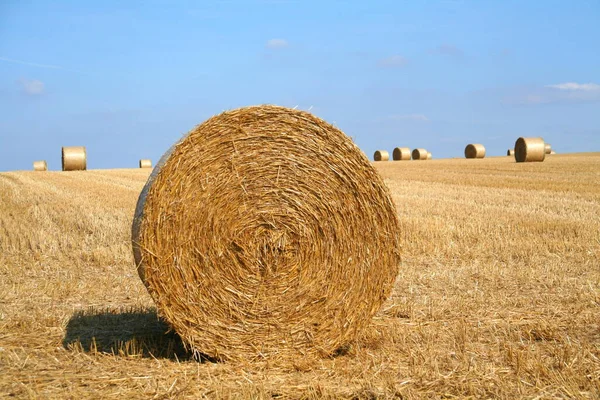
[464,144,485,159]
[514,137,546,162]
[62,146,87,171]
[132,105,401,362]
[374,150,389,161]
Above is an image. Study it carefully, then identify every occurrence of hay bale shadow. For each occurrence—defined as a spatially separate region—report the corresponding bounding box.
[63,306,213,361]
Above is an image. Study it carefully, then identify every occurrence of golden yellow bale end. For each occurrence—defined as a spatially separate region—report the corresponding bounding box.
[33,160,47,171]
[392,147,411,161]
[412,148,428,160]
[61,146,87,171]
[139,159,152,168]
[132,105,401,362]
[514,137,545,162]
[374,150,389,161]
[465,144,486,159]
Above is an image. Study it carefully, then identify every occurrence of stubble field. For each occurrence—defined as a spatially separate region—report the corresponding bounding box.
[0,153,599,399]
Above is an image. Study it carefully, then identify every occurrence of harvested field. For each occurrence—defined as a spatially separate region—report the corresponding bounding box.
[1,153,599,398]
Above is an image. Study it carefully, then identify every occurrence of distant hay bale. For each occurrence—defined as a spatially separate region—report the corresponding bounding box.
[132,105,401,362]
[33,160,47,171]
[374,150,389,161]
[139,159,152,169]
[426,152,432,160]
[464,144,486,159]
[412,148,428,160]
[392,147,411,161]
[545,143,552,154]
[550,150,556,155]
[61,146,87,171]
[507,149,515,156]
[514,137,545,162]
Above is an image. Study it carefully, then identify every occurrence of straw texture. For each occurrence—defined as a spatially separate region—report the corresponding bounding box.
[412,148,428,160]
[392,147,411,161]
[465,144,486,159]
[62,146,87,171]
[507,149,515,156]
[514,137,546,163]
[33,160,47,171]
[374,150,389,161]
[132,105,401,362]
[545,143,552,154]
[139,159,152,169]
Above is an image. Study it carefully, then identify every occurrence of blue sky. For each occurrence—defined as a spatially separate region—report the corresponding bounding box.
[1,0,599,171]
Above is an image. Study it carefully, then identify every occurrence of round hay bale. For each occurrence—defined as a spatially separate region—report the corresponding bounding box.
[550,150,556,155]
[139,159,152,168]
[392,147,411,161]
[412,148,428,160]
[132,105,401,362]
[507,149,515,156]
[426,152,432,160]
[544,143,552,154]
[514,137,545,162]
[33,160,47,171]
[61,146,87,171]
[464,144,486,159]
[373,150,389,161]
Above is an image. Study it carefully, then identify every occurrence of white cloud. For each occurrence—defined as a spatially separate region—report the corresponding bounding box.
[18,79,45,95]
[266,39,289,49]
[378,55,408,68]
[389,113,428,122]
[546,82,600,91]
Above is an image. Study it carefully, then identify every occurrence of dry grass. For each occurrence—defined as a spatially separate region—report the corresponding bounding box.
[1,154,599,398]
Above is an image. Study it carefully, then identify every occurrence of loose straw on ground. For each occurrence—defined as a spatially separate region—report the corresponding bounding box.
[132,105,401,362]
[392,147,411,161]
[412,148,428,160]
[33,160,47,171]
[374,150,389,161]
[139,159,152,168]
[514,137,545,162]
[465,144,486,159]
[62,146,87,171]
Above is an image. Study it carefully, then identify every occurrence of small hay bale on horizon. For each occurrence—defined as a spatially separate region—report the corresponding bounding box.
[545,143,552,154]
[374,150,389,161]
[507,149,515,156]
[392,147,411,161]
[514,137,545,162]
[62,146,87,171]
[33,160,47,171]
[550,150,556,155]
[132,104,401,362]
[139,159,152,169]
[426,152,432,160]
[412,148,428,160]
[465,143,486,159]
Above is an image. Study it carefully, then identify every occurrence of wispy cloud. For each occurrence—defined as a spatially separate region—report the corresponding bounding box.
[1,56,63,70]
[433,44,464,58]
[266,39,289,49]
[389,113,428,122]
[378,55,408,68]
[545,82,600,91]
[18,79,45,95]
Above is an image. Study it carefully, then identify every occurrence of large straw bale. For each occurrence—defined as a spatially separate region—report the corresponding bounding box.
[514,137,545,162]
[132,105,401,362]
[545,143,552,154]
[33,160,47,171]
[464,144,486,159]
[139,159,152,168]
[62,146,87,171]
[412,148,428,160]
[392,147,411,161]
[374,150,389,161]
